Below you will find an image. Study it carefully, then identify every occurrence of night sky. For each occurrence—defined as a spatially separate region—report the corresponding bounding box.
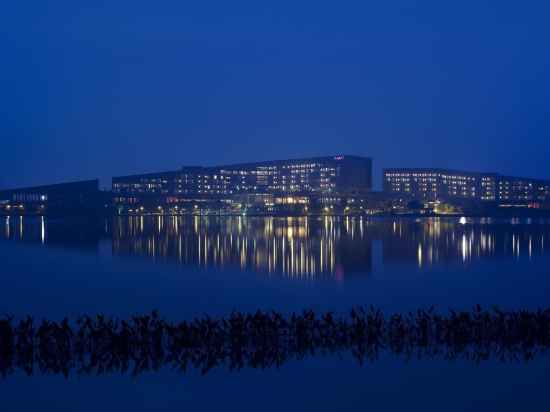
[2,1,549,190]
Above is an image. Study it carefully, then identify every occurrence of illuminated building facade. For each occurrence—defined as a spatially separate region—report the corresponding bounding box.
[497,176,550,204]
[112,156,372,212]
[384,168,550,205]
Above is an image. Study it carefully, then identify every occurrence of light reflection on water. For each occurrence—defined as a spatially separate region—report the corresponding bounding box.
[2,215,550,412]
[111,216,365,279]
[2,215,550,279]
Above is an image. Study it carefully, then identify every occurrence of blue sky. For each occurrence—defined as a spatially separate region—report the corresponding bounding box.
[1,1,549,189]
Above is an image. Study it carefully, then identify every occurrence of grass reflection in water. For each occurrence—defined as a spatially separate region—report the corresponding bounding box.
[1,306,549,378]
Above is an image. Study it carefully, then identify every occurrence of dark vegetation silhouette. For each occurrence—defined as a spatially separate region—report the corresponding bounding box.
[1,306,549,378]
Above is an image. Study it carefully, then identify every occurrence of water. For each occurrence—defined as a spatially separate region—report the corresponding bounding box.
[1,215,549,411]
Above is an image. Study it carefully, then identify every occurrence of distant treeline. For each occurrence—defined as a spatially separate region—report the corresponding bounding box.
[1,306,549,378]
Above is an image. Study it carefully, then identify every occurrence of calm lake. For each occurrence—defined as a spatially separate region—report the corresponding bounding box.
[1,215,549,411]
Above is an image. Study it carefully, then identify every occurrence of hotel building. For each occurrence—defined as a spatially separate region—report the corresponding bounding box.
[112,155,372,212]
[384,168,550,205]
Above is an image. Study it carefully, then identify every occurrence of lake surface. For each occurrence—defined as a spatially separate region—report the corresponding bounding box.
[1,215,549,411]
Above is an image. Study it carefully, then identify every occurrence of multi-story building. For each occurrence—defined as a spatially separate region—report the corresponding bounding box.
[383,169,490,202]
[498,176,550,204]
[112,170,180,208]
[384,168,550,206]
[112,155,372,212]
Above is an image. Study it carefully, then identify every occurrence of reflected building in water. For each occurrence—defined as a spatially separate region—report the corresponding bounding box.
[2,216,550,278]
[1,215,104,251]
[381,218,550,267]
[111,216,373,279]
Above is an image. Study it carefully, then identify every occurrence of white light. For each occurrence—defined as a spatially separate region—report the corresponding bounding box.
[41,216,46,244]
[459,217,467,225]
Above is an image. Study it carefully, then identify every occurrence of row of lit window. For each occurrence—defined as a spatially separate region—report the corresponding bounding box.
[385,173,438,178]
[11,193,48,202]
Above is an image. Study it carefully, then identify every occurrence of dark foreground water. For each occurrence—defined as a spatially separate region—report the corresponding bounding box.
[1,215,549,411]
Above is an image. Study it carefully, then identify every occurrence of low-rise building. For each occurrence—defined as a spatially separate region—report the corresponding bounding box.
[0,180,109,216]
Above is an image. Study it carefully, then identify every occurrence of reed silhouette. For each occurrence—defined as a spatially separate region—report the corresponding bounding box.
[1,306,549,378]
